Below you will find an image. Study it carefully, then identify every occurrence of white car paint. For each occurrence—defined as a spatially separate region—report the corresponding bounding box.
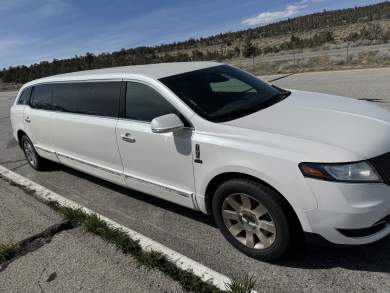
[10,62,390,246]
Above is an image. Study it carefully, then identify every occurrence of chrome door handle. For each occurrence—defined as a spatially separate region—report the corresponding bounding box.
[25,117,31,123]
[121,133,136,143]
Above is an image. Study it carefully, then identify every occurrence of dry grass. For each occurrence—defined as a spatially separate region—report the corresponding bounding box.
[231,48,390,75]
[0,81,21,91]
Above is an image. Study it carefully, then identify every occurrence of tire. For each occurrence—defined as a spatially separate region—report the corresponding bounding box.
[212,178,295,261]
[20,135,47,171]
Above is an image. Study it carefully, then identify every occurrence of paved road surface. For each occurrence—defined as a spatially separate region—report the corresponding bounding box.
[261,67,390,111]
[1,68,389,292]
[0,179,62,243]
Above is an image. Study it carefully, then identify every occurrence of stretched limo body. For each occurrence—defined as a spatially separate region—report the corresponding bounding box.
[11,62,390,260]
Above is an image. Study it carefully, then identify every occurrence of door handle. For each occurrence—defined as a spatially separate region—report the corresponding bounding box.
[25,117,31,123]
[121,133,136,143]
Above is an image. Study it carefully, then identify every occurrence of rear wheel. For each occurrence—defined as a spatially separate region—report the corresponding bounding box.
[21,135,47,170]
[212,179,294,261]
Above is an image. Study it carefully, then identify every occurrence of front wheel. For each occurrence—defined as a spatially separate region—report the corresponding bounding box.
[212,179,295,261]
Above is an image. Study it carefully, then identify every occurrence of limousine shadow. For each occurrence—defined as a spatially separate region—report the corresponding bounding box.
[52,162,390,274]
[280,235,390,273]
[56,163,216,227]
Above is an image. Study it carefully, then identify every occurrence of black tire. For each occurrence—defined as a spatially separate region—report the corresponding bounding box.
[20,135,47,171]
[212,178,296,261]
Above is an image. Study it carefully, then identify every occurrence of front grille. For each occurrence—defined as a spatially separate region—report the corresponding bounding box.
[369,152,390,185]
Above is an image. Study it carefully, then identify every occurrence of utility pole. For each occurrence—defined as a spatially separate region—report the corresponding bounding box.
[346,42,350,63]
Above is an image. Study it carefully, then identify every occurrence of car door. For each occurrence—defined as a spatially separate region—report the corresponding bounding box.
[116,81,196,209]
[46,81,125,186]
[24,84,58,162]
[11,87,31,141]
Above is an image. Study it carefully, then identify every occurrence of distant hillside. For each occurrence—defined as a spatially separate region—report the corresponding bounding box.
[1,1,390,83]
[155,1,390,51]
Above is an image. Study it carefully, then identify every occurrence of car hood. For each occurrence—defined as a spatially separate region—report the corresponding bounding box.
[224,90,390,160]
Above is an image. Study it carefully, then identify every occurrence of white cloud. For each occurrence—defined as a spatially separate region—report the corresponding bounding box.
[242,0,322,26]
[298,0,323,4]
[242,5,300,26]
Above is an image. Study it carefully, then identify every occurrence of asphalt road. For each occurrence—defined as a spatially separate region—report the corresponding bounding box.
[261,67,390,111]
[1,68,390,292]
[0,178,62,244]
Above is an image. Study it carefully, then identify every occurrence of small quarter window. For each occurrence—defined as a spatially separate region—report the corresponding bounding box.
[17,87,32,105]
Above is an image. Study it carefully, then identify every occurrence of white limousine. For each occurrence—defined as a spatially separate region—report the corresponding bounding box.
[10,62,390,260]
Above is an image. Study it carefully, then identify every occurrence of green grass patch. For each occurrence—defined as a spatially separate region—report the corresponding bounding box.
[0,244,18,263]
[225,275,256,293]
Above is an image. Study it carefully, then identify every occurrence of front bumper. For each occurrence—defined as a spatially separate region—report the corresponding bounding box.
[303,179,390,245]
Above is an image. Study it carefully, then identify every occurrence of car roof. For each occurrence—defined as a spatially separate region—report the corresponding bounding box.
[24,61,221,87]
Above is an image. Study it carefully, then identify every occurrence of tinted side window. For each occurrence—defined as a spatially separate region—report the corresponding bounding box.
[52,82,121,117]
[17,87,32,105]
[30,85,52,110]
[126,82,180,122]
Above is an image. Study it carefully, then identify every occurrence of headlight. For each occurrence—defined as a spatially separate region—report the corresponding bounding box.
[299,161,382,183]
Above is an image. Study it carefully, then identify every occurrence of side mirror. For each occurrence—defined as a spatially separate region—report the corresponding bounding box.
[151,113,184,134]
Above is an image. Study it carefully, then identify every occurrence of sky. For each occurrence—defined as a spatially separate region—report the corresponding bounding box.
[0,0,385,68]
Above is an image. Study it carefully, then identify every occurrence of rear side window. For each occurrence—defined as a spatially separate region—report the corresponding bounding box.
[125,82,180,122]
[52,82,121,117]
[17,87,32,105]
[30,85,52,110]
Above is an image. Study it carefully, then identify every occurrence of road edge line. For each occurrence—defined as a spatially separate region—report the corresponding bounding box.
[0,165,235,291]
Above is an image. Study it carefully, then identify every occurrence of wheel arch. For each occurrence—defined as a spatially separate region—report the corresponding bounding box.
[204,172,304,232]
[17,129,27,147]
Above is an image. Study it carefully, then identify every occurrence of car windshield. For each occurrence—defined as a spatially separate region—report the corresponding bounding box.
[159,65,290,122]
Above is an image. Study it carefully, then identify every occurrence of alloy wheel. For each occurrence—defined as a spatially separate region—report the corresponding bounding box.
[23,140,38,167]
[222,193,276,249]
